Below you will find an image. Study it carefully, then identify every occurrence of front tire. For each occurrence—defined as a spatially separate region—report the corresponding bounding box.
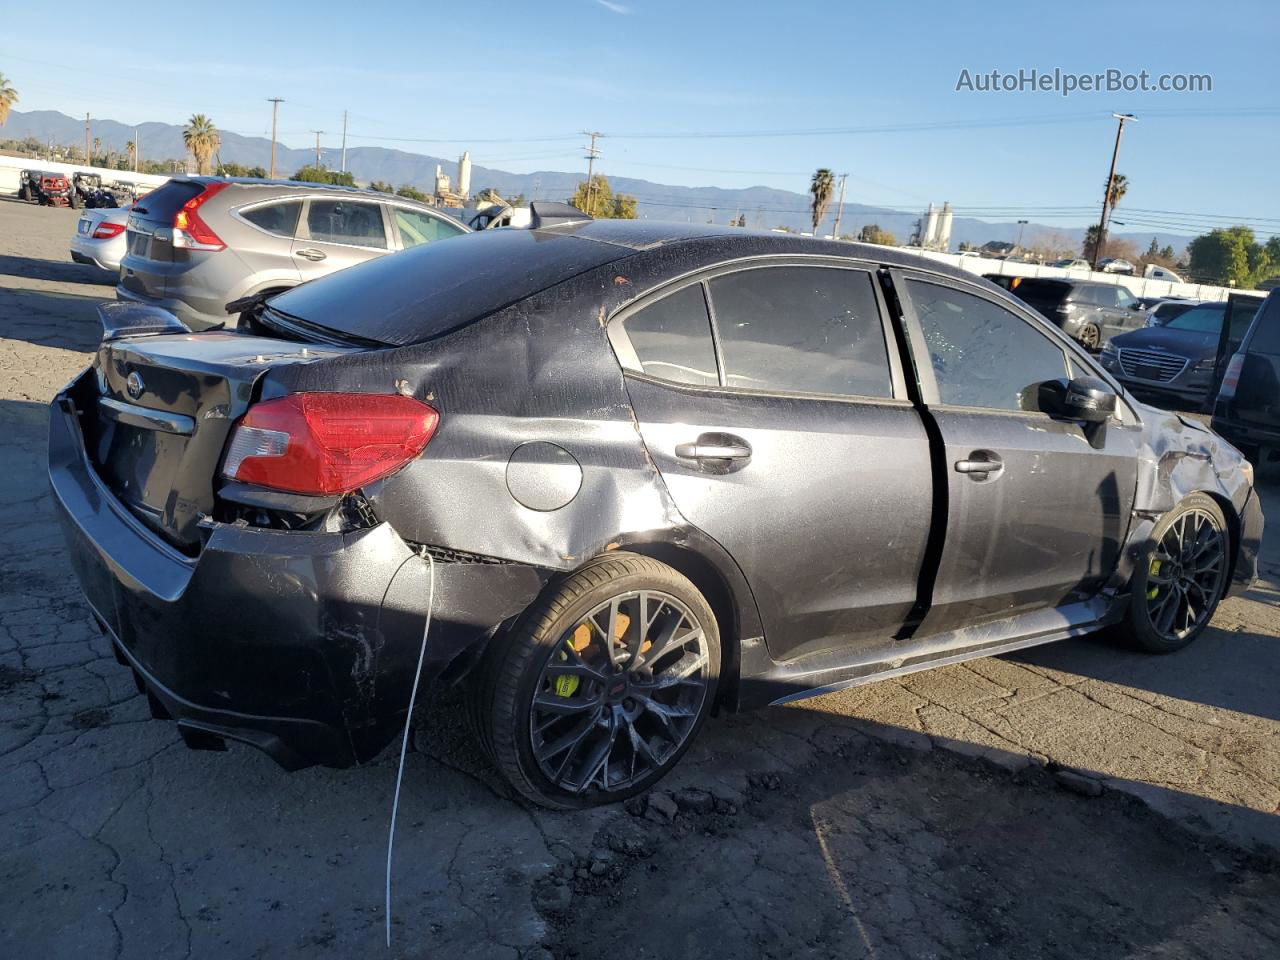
[1079,323,1101,351]
[472,553,720,808]
[1124,493,1230,653]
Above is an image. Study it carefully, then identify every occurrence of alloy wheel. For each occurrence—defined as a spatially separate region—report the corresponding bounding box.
[1080,325,1101,350]
[529,590,711,795]
[1145,508,1227,642]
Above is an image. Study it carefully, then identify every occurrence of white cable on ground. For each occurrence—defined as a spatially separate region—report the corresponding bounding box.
[386,552,435,949]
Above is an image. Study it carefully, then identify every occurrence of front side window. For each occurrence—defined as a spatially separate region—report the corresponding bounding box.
[907,280,1069,411]
[1165,303,1225,334]
[394,207,465,249]
[708,266,892,398]
[241,200,302,238]
[306,199,387,248]
[620,284,719,387]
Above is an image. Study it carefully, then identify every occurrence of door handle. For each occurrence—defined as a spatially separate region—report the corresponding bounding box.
[295,248,327,261]
[675,438,752,461]
[954,452,1003,477]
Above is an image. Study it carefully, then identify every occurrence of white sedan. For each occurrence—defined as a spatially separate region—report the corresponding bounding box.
[69,205,131,272]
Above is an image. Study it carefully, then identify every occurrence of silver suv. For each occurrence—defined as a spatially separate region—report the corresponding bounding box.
[117,178,469,329]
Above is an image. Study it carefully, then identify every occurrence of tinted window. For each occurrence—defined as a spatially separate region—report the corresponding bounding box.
[621,285,718,386]
[306,200,386,248]
[1115,287,1139,309]
[131,179,202,221]
[1070,285,1103,305]
[708,267,891,397]
[1165,303,1225,333]
[907,281,1068,411]
[1245,295,1280,354]
[241,200,301,238]
[394,207,465,249]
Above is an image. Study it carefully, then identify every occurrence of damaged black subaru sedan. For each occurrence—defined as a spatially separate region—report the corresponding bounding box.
[50,215,1263,807]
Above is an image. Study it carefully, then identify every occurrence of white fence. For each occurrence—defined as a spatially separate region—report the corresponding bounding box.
[0,154,171,197]
[905,247,1264,302]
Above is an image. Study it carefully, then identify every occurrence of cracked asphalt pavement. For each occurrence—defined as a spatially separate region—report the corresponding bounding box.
[2,198,1278,959]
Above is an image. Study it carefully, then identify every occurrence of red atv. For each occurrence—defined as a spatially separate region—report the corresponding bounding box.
[17,170,79,208]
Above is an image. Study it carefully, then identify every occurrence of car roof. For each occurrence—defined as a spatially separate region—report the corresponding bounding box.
[180,176,460,218]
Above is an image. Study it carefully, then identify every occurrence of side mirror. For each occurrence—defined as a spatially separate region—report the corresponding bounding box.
[1039,377,1117,423]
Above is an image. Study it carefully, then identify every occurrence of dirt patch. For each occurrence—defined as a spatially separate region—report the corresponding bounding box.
[535,732,1279,960]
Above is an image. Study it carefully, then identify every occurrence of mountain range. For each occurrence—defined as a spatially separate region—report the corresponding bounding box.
[2,110,1195,252]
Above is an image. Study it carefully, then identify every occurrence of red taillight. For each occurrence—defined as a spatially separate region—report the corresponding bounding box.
[172,182,229,251]
[92,222,126,240]
[221,393,439,496]
[1219,353,1245,398]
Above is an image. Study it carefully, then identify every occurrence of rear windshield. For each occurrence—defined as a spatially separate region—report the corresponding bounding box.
[267,228,632,346]
[131,180,203,221]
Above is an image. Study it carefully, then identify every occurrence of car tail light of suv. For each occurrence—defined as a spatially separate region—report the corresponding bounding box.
[221,393,439,496]
[1219,353,1246,399]
[172,181,230,251]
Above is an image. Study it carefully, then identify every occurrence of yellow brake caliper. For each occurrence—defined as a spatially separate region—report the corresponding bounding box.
[554,613,631,697]
[1147,557,1162,600]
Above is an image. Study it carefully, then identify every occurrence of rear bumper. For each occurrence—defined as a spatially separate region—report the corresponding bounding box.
[70,242,121,273]
[48,376,548,769]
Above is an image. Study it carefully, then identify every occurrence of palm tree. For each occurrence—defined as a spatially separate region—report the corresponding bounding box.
[184,114,220,176]
[1105,173,1128,210]
[125,140,136,169]
[0,73,17,127]
[810,168,835,236]
[92,137,102,164]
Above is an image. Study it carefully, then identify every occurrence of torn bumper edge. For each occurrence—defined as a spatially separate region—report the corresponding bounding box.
[48,382,548,770]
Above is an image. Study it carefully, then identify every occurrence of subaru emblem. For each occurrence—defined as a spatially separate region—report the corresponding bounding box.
[126,371,145,400]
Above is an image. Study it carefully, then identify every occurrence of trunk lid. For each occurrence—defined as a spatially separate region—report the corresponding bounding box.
[87,331,355,550]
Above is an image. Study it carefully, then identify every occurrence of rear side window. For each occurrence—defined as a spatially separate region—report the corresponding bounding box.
[131,180,203,221]
[907,280,1068,411]
[708,266,892,398]
[620,284,719,387]
[241,200,301,238]
[1245,295,1280,354]
[393,207,465,249]
[306,200,387,248]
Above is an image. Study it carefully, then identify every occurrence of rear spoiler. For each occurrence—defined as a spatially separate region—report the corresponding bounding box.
[529,201,592,229]
[97,301,192,342]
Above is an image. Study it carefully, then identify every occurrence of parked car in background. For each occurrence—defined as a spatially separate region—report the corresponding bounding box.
[17,170,78,207]
[997,277,1146,349]
[1051,257,1092,270]
[117,177,470,329]
[1213,290,1280,460]
[1099,258,1136,275]
[52,219,1261,807]
[1100,295,1266,409]
[70,205,132,272]
[1143,298,1201,327]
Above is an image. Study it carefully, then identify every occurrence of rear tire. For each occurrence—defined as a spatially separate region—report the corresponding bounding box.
[1122,493,1230,653]
[1079,323,1101,351]
[469,553,720,809]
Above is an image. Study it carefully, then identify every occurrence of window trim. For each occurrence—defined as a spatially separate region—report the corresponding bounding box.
[608,255,909,404]
[297,197,391,251]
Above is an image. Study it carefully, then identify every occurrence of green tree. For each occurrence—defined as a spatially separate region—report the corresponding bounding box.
[810,168,834,236]
[292,166,356,186]
[1083,224,1103,261]
[858,224,896,245]
[395,184,428,202]
[216,162,267,178]
[570,175,637,219]
[1105,172,1128,209]
[0,73,16,127]
[1187,226,1272,287]
[183,114,220,176]
[368,180,395,193]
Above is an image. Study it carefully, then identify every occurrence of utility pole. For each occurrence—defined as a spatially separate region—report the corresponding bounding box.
[832,173,848,240]
[312,130,324,170]
[341,110,348,173]
[1092,113,1136,270]
[267,98,284,178]
[134,126,140,172]
[84,113,90,166]
[1016,219,1028,251]
[581,131,603,214]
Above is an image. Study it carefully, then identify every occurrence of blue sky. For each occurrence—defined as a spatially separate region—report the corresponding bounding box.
[3,0,1277,234]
